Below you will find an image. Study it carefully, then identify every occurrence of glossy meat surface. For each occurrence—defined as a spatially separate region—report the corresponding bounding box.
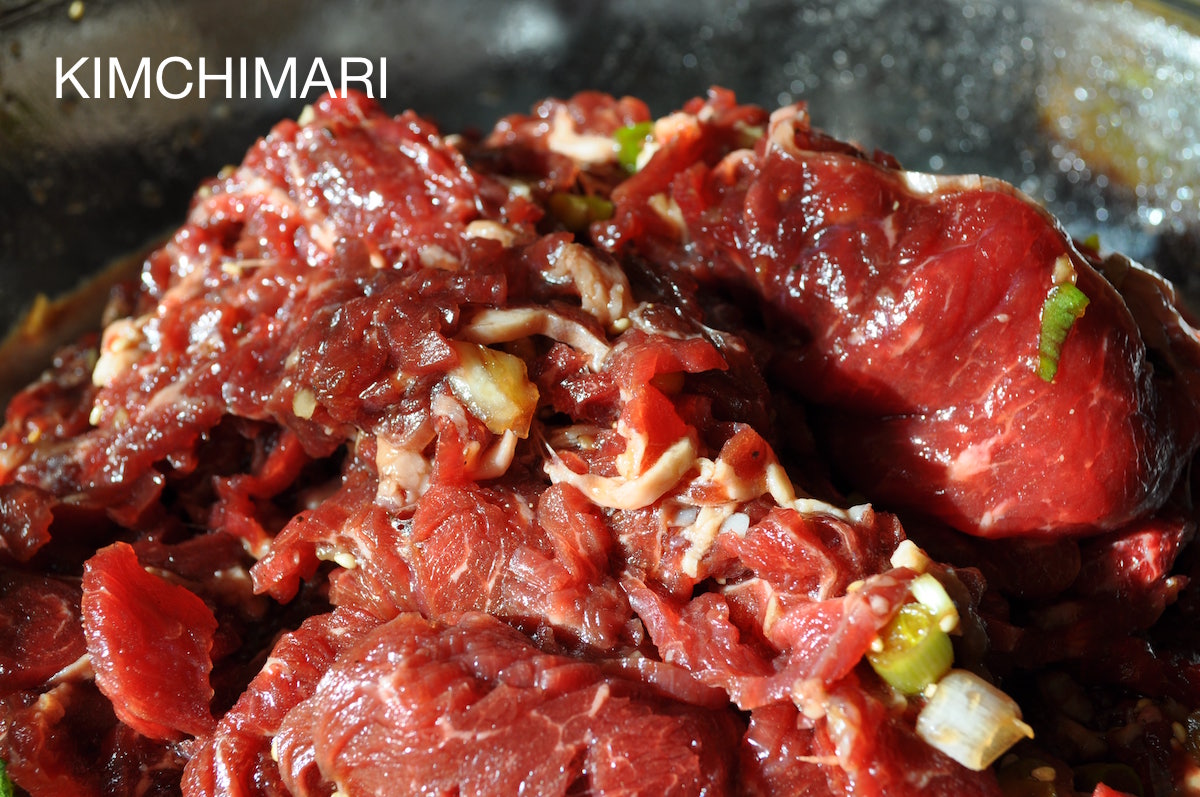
[601,99,1200,538]
[2,89,1199,796]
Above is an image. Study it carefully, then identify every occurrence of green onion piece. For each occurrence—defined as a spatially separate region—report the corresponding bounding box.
[1037,282,1090,382]
[614,121,654,172]
[867,602,954,695]
[909,572,959,632]
[547,192,614,233]
[1073,763,1144,797]
[0,758,12,797]
[915,670,1035,770]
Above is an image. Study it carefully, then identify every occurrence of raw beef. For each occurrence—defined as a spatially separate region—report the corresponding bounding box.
[273,612,742,796]
[1,88,1198,797]
[598,93,1200,538]
[81,542,218,740]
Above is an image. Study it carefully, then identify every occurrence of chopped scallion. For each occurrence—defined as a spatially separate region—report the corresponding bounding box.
[909,572,959,632]
[867,602,954,695]
[1037,282,1090,382]
[615,121,655,172]
[0,758,12,797]
[547,192,614,233]
[916,669,1034,770]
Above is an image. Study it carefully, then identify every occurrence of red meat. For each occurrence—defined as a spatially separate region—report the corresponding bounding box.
[183,607,379,797]
[602,93,1200,538]
[2,88,1197,797]
[0,570,84,693]
[273,612,742,797]
[81,542,218,740]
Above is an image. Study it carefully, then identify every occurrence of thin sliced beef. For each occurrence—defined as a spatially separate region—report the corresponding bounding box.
[0,483,55,562]
[183,606,379,797]
[81,542,218,740]
[600,91,1200,538]
[3,88,1198,797]
[408,481,634,652]
[273,612,743,797]
[0,570,85,693]
[1,682,111,797]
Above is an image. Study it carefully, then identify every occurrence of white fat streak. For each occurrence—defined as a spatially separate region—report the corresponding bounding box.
[900,170,985,196]
[92,315,149,388]
[316,548,358,570]
[544,437,697,510]
[679,504,738,578]
[459,307,610,372]
[220,257,272,278]
[144,376,207,417]
[587,682,611,718]
[613,410,645,481]
[711,148,757,184]
[762,590,783,636]
[464,220,519,247]
[767,104,807,154]
[1051,253,1077,285]
[470,429,519,481]
[546,106,620,165]
[422,393,525,482]
[448,552,472,584]
[653,111,699,144]
[647,193,685,240]
[704,454,773,503]
[791,678,830,721]
[764,461,857,522]
[547,242,635,330]
[375,423,436,508]
[435,714,503,743]
[765,102,990,203]
[243,172,339,255]
[635,140,660,170]
[889,539,932,572]
[545,424,603,451]
[623,303,697,341]
[947,436,1000,482]
[418,244,459,271]
[47,653,94,684]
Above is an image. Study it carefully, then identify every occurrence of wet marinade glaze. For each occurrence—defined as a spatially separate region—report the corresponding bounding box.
[2,89,1200,796]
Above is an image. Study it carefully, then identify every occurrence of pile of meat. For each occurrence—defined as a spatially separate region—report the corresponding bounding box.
[3,88,1200,796]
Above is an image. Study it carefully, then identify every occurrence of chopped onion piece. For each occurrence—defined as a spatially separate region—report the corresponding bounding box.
[446,341,539,438]
[916,670,1034,770]
[910,573,959,633]
[889,539,932,572]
